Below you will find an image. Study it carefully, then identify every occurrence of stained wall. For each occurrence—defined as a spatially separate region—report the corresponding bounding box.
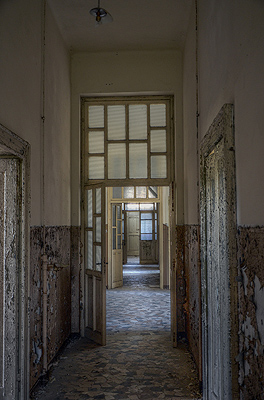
[0,0,72,392]
[183,0,264,397]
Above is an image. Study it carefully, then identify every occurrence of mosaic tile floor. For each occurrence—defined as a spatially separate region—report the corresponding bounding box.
[31,264,201,400]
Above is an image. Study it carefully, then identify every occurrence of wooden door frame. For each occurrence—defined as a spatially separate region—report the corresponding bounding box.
[0,124,30,400]
[200,104,239,399]
[80,95,176,346]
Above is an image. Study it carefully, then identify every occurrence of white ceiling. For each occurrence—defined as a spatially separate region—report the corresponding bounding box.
[47,0,193,52]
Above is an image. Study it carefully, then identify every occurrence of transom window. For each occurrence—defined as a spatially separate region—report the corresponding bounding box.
[82,96,173,186]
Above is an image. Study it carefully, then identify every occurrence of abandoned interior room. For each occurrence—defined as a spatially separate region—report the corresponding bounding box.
[0,0,264,399]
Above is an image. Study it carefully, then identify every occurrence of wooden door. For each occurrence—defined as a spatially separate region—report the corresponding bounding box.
[0,158,20,399]
[111,203,123,288]
[84,186,106,345]
[122,210,127,264]
[200,105,238,399]
[126,211,139,256]
[139,208,158,264]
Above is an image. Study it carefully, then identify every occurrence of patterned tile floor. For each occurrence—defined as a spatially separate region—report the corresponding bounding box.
[31,262,201,400]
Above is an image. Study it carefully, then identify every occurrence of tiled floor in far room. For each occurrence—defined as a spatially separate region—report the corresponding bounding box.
[31,257,201,400]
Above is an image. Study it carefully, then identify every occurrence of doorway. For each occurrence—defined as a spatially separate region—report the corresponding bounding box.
[81,95,175,346]
[0,124,30,400]
[200,104,238,399]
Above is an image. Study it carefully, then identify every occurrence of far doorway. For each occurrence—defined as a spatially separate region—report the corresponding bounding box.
[107,186,169,291]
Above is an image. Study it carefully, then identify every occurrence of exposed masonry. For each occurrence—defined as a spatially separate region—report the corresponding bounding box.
[237,226,264,400]
[30,226,81,390]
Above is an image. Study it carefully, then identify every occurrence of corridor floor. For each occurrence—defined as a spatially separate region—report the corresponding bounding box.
[31,260,201,400]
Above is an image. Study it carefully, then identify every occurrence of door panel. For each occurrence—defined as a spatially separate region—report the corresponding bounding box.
[202,139,233,399]
[0,158,20,399]
[139,208,158,264]
[127,212,139,256]
[111,203,123,288]
[84,186,106,345]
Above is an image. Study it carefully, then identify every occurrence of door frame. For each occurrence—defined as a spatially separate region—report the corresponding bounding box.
[0,124,30,400]
[80,95,177,346]
[200,104,239,399]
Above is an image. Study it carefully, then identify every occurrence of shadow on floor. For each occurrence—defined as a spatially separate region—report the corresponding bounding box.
[31,264,202,400]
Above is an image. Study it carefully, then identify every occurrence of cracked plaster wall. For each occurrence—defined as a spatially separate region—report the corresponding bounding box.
[237,226,264,399]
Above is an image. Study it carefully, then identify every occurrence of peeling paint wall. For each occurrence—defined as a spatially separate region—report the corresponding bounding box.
[175,225,186,335]
[30,226,75,390]
[71,226,81,333]
[237,226,264,399]
[184,225,201,378]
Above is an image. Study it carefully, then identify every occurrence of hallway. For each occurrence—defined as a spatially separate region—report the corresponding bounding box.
[31,263,201,400]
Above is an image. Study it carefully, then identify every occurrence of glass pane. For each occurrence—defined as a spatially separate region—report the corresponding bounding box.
[136,187,147,198]
[141,233,152,240]
[151,130,166,152]
[88,131,104,154]
[96,217,101,242]
[151,156,167,178]
[150,104,166,127]
[112,228,116,250]
[141,219,152,233]
[129,143,147,178]
[125,203,139,211]
[148,186,158,198]
[140,203,154,210]
[96,188,101,213]
[87,231,93,270]
[155,220,158,233]
[129,104,147,139]
[108,105,126,140]
[89,157,104,179]
[117,205,121,219]
[108,143,126,179]
[117,235,121,249]
[112,205,116,227]
[141,213,152,220]
[124,187,134,198]
[89,105,104,128]
[117,220,121,235]
[95,246,102,271]
[86,189,93,228]
[112,187,122,199]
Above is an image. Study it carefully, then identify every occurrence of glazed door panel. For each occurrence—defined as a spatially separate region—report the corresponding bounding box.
[84,186,106,345]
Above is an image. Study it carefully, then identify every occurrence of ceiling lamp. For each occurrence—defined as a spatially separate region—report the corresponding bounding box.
[89,0,113,25]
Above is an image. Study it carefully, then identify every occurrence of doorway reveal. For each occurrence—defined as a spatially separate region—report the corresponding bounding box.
[0,124,30,400]
[200,104,239,399]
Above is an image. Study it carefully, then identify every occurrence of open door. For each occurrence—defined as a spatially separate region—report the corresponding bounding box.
[111,203,123,288]
[84,185,106,345]
[139,205,158,264]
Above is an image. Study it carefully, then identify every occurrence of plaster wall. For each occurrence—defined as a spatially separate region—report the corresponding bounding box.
[71,50,183,225]
[183,4,198,225]
[0,0,71,225]
[198,0,264,226]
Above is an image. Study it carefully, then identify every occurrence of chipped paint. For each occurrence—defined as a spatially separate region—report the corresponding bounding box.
[30,226,73,390]
[237,226,264,399]
[184,225,201,381]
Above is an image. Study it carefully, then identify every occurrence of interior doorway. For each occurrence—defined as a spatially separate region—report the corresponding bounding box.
[126,211,140,257]
[81,95,176,346]
[0,125,30,400]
